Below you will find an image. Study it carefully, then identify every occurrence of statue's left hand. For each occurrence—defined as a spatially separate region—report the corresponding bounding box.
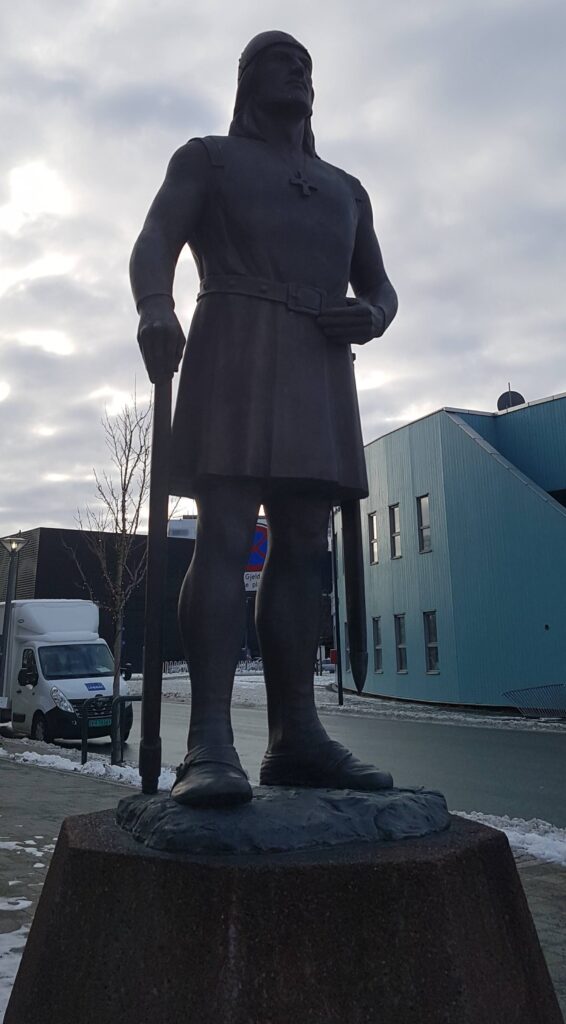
[317,298,385,346]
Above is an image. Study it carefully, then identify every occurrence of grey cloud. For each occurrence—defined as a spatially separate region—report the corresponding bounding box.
[88,81,217,134]
[1,274,108,327]
[9,212,123,252]
[1,0,566,533]
[0,232,43,266]
[0,60,87,105]
[421,5,566,118]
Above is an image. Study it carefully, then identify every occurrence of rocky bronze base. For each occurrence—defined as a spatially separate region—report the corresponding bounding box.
[117,785,450,853]
[6,805,563,1024]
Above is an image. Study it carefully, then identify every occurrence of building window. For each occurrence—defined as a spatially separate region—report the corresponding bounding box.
[424,611,439,672]
[394,614,407,672]
[344,621,350,671]
[372,617,383,672]
[368,512,379,564]
[417,495,431,552]
[389,504,401,558]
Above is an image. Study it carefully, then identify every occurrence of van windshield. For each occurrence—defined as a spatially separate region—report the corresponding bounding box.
[38,643,114,681]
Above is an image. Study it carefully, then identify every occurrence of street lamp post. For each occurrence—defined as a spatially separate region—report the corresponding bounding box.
[0,532,29,697]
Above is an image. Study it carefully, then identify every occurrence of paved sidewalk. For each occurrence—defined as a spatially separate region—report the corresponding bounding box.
[0,757,132,1020]
[1,756,564,1021]
[518,857,566,1014]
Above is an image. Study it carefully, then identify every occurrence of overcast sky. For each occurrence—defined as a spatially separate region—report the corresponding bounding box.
[1,0,565,536]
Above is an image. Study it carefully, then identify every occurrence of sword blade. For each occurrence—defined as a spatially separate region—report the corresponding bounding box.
[341,499,368,694]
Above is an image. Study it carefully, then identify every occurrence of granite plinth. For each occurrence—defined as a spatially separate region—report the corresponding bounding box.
[6,809,563,1024]
[116,785,450,853]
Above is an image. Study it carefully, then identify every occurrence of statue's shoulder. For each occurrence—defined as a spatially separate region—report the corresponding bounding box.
[318,157,368,204]
[165,138,216,179]
[166,136,229,175]
[185,135,248,168]
[185,135,228,167]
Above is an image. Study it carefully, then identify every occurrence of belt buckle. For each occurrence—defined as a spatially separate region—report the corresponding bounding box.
[287,284,324,315]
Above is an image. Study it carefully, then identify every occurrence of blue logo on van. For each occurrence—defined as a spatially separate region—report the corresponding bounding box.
[85,682,105,692]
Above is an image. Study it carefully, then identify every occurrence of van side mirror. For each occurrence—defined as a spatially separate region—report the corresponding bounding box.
[122,663,132,682]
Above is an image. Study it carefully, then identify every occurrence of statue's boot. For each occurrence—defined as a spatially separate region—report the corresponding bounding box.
[260,737,393,791]
[171,745,252,807]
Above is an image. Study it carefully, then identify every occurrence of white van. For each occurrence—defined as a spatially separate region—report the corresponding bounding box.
[0,599,132,743]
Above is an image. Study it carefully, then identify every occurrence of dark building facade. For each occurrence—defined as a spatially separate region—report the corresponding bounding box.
[0,527,195,673]
[0,526,334,673]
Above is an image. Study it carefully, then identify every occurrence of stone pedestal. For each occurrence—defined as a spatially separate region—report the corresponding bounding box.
[6,804,562,1024]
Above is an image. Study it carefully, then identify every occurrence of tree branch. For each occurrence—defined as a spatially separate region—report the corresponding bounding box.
[70,388,153,693]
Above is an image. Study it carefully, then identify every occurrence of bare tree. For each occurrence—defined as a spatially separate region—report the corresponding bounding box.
[79,394,152,690]
[65,391,188,761]
[62,394,152,764]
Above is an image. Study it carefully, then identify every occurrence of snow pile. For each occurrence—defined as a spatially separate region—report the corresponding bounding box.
[0,748,176,791]
[0,900,32,913]
[0,926,28,1021]
[315,691,566,732]
[455,810,566,867]
[126,672,566,732]
[3,745,566,868]
[0,840,50,857]
[129,672,335,707]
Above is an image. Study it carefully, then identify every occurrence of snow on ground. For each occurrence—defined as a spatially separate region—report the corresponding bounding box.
[0,747,176,791]
[0,747,565,1024]
[0,901,32,913]
[0,926,28,1021]
[456,812,566,867]
[0,829,62,1022]
[127,672,566,733]
[2,745,566,868]
[0,665,563,1024]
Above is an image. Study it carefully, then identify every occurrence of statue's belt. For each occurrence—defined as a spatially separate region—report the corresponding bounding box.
[197,274,344,316]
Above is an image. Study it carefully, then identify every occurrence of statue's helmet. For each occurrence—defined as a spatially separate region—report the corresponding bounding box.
[230,30,317,157]
[237,30,311,81]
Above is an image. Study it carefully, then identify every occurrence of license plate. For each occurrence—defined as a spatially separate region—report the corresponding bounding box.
[88,717,111,728]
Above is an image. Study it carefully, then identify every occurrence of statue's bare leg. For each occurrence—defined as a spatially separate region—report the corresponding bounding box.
[257,491,393,790]
[171,477,261,806]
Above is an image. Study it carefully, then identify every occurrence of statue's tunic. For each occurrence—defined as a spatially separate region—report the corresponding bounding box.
[170,134,369,501]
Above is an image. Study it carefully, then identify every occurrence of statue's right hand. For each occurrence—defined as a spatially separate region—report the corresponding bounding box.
[137,296,186,384]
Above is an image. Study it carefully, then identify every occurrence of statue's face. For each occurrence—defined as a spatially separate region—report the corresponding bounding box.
[253,44,313,117]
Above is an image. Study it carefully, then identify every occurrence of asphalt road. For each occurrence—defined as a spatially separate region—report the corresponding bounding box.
[125,702,566,826]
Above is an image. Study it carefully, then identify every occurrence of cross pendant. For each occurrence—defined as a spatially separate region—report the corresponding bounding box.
[290,170,318,198]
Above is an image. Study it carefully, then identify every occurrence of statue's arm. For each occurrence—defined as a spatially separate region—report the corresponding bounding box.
[317,186,398,346]
[130,140,209,382]
[349,190,398,336]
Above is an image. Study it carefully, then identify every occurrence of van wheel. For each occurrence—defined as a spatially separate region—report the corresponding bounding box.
[31,713,52,744]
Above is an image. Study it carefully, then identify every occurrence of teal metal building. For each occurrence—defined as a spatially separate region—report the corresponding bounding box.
[335,393,566,707]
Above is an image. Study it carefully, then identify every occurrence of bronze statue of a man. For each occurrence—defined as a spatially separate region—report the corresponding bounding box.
[130,30,398,807]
